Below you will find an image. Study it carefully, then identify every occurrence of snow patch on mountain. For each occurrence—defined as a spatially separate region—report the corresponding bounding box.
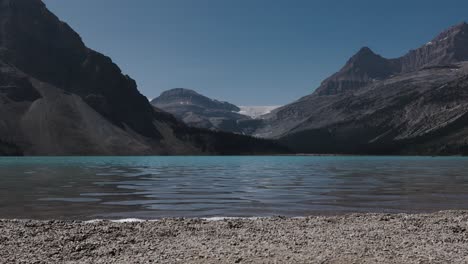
[239,106,281,118]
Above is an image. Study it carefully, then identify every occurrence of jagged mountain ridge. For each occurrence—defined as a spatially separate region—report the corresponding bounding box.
[314,47,401,96]
[0,0,287,155]
[314,22,468,96]
[401,22,468,72]
[256,22,468,155]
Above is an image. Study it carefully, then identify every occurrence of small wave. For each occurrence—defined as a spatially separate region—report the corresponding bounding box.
[85,218,156,223]
[202,217,261,221]
[84,216,306,224]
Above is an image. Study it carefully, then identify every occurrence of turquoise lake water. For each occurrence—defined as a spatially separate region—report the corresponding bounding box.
[1,156,468,220]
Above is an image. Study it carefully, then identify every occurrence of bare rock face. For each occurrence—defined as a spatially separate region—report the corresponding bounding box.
[399,22,468,72]
[278,64,468,155]
[257,22,468,155]
[0,0,286,155]
[314,47,400,96]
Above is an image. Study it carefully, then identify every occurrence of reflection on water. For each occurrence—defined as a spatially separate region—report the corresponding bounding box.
[1,156,468,220]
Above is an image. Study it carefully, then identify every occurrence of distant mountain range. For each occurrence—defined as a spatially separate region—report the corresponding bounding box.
[153,23,468,155]
[1,0,468,155]
[0,0,286,155]
[151,88,278,134]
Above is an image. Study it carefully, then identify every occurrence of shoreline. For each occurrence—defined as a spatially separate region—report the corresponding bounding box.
[2,211,468,263]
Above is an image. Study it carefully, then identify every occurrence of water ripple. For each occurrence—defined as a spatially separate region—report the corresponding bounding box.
[0,156,468,219]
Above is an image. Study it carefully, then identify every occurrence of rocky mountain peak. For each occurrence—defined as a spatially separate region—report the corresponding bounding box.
[432,21,468,42]
[313,22,468,96]
[152,88,240,112]
[350,47,377,60]
[159,88,202,98]
[345,47,395,72]
[313,47,399,96]
[399,22,468,72]
[424,22,468,51]
[0,0,161,138]
[151,89,259,134]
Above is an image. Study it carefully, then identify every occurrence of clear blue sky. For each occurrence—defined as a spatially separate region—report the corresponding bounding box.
[43,0,467,105]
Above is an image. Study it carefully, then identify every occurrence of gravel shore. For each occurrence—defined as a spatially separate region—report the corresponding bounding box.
[1,211,468,263]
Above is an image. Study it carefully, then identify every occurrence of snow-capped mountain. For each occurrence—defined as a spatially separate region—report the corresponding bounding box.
[151,88,265,134]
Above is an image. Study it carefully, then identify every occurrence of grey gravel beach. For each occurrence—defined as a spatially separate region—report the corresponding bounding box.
[1,211,468,264]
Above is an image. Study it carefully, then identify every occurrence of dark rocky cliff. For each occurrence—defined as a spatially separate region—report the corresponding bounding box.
[0,0,159,138]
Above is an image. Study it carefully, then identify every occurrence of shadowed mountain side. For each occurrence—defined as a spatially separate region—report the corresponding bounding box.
[0,63,195,155]
[0,0,161,138]
[277,64,468,155]
[174,127,290,155]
